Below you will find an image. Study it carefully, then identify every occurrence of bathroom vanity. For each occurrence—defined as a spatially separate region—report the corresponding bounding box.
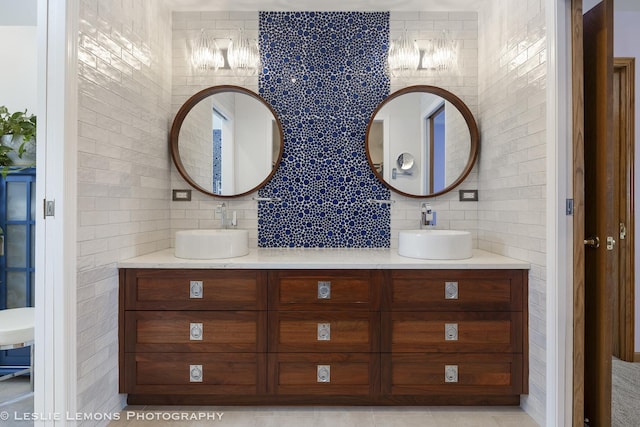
[118,249,529,406]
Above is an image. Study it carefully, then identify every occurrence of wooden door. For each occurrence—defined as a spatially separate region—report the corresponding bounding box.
[583,1,616,426]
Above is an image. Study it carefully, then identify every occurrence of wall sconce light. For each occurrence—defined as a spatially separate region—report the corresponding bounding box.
[387,29,420,77]
[421,30,459,73]
[227,28,261,76]
[190,29,224,73]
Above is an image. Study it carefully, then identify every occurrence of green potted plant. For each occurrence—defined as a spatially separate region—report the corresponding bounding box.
[0,106,37,167]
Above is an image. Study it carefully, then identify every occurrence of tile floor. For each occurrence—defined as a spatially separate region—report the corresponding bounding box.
[1,377,540,426]
[107,406,540,427]
[0,377,33,426]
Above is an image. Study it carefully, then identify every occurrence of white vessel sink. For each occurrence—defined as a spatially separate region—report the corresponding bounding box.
[398,230,472,260]
[175,229,249,259]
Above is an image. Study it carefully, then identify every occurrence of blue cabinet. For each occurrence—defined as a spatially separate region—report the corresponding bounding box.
[0,168,35,372]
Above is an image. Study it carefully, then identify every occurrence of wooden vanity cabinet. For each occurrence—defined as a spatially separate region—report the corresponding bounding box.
[381,269,528,405]
[267,270,382,399]
[119,269,268,402]
[119,267,527,405]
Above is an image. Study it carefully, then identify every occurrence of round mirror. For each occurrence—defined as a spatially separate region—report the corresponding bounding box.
[365,85,479,198]
[170,85,284,197]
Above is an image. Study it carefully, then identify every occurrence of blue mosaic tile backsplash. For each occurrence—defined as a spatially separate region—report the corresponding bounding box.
[257,11,391,248]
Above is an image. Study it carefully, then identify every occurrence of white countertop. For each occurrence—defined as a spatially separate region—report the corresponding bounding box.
[118,248,530,270]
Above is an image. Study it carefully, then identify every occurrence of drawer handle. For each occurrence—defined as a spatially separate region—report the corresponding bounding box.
[318,281,331,299]
[189,365,203,382]
[317,323,331,341]
[445,365,458,383]
[444,323,458,341]
[444,281,459,299]
[190,281,203,299]
[190,323,203,340]
[317,365,331,383]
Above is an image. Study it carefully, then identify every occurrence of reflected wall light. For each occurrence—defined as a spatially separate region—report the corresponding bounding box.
[190,29,224,73]
[387,29,420,77]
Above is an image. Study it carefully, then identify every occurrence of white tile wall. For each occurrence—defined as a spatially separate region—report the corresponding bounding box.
[170,12,479,249]
[77,0,173,424]
[477,0,546,424]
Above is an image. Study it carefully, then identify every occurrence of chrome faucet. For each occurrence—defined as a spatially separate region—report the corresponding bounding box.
[421,203,436,228]
[217,203,237,229]
[217,203,227,228]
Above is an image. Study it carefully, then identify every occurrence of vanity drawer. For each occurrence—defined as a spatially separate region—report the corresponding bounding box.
[384,312,522,353]
[124,311,267,353]
[123,352,266,395]
[384,270,525,312]
[121,269,267,310]
[383,353,524,396]
[269,270,381,310]
[269,311,379,353]
[268,353,379,396]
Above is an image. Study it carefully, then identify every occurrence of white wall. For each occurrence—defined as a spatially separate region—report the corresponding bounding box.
[477,0,547,424]
[378,93,424,195]
[234,93,275,194]
[0,26,37,114]
[76,0,173,422]
[0,0,37,114]
[614,9,640,352]
[0,0,36,25]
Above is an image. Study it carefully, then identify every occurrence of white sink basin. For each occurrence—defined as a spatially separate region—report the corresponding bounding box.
[175,229,249,259]
[398,230,472,260]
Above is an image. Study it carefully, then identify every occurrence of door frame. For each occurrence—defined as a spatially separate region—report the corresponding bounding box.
[544,0,574,426]
[613,57,636,362]
[34,0,79,424]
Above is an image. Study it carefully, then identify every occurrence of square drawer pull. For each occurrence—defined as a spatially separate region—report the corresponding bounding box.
[190,281,203,299]
[444,281,459,299]
[190,323,203,340]
[189,365,203,382]
[444,323,458,341]
[317,365,331,383]
[317,281,331,299]
[445,365,458,383]
[317,323,331,341]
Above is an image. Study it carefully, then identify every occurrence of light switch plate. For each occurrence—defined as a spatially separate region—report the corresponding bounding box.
[172,189,192,201]
[458,189,478,201]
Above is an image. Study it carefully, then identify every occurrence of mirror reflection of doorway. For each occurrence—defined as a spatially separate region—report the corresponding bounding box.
[426,104,446,193]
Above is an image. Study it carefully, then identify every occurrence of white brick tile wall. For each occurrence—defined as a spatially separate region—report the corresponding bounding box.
[76,0,173,424]
[477,0,546,424]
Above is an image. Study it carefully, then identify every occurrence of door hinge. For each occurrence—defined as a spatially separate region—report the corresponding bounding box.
[566,199,574,215]
[44,199,55,218]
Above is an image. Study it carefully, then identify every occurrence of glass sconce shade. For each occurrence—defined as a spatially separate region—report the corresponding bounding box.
[422,30,459,73]
[191,29,224,72]
[388,29,420,76]
[227,29,260,76]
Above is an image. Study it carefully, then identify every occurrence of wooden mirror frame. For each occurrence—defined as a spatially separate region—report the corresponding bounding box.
[170,85,284,198]
[365,85,480,198]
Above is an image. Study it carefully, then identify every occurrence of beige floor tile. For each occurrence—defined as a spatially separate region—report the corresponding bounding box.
[108,406,539,427]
